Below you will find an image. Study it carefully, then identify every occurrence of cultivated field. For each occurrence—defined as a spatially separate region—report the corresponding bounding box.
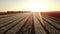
[0,11,60,34]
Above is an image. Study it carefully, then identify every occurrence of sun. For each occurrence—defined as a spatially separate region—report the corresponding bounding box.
[28,3,46,12]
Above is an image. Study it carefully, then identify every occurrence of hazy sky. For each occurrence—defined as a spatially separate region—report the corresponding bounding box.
[0,0,60,12]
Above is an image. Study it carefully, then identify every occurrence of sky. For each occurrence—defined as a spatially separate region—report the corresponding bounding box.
[0,0,60,12]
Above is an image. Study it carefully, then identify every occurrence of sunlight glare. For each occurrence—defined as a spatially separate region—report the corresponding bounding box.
[29,3,46,12]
